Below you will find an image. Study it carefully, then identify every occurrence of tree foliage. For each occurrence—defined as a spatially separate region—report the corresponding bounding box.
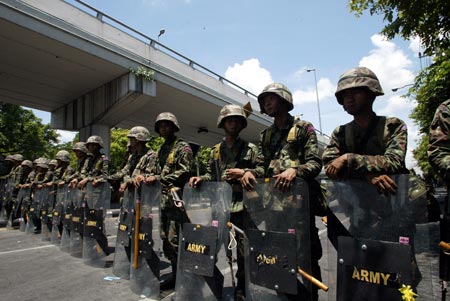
[0,103,59,159]
[349,0,450,56]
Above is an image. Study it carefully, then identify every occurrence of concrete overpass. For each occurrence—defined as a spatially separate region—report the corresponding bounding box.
[0,0,328,154]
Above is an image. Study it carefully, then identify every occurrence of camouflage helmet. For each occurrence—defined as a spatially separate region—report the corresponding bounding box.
[127,126,151,142]
[56,150,71,162]
[86,135,104,148]
[217,104,248,129]
[155,112,180,134]
[4,155,14,162]
[257,83,294,114]
[12,154,24,162]
[36,158,49,169]
[72,142,88,154]
[335,67,384,104]
[49,159,58,167]
[21,160,33,168]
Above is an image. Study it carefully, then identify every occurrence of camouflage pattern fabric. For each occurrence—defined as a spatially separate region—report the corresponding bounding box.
[200,137,258,212]
[322,115,408,178]
[131,148,157,178]
[253,114,322,179]
[66,156,90,183]
[80,154,109,183]
[428,99,450,181]
[109,147,149,185]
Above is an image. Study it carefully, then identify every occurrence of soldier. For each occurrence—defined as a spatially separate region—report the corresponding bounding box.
[135,112,193,290]
[5,154,24,221]
[322,67,408,191]
[109,126,151,195]
[68,142,90,189]
[51,150,74,187]
[241,83,324,300]
[428,99,450,296]
[78,136,109,188]
[189,104,258,300]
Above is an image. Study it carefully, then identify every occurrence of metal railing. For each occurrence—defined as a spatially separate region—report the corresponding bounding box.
[72,0,257,99]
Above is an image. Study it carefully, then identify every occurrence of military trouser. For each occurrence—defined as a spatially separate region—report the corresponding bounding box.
[160,207,190,263]
[230,209,246,291]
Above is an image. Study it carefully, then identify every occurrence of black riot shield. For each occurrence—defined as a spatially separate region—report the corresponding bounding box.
[39,187,53,241]
[130,182,162,298]
[112,188,135,280]
[60,185,76,253]
[243,178,313,300]
[51,185,66,245]
[325,174,439,301]
[69,187,85,258]
[82,182,111,267]
[174,182,232,301]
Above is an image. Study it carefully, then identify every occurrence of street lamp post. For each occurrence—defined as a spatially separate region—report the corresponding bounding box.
[391,83,414,92]
[306,68,322,134]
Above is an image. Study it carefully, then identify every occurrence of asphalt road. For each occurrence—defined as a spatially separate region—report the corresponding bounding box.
[0,208,444,301]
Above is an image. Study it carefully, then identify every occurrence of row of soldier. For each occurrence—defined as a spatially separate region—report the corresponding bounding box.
[0,66,442,300]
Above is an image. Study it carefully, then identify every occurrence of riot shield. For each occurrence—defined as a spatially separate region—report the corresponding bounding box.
[40,187,53,241]
[243,178,313,300]
[28,187,46,235]
[4,178,15,228]
[129,182,162,298]
[112,188,135,280]
[174,182,232,301]
[51,185,66,245]
[69,187,85,258]
[82,182,111,267]
[0,178,6,221]
[16,186,31,232]
[60,185,77,253]
[325,174,439,301]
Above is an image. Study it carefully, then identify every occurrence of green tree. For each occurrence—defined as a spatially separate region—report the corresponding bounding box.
[109,128,130,173]
[348,0,450,172]
[0,103,59,159]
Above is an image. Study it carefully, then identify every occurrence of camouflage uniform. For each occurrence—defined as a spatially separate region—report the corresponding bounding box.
[322,116,408,177]
[429,99,450,181]
[151,113,193,265]
[67,142,90,183]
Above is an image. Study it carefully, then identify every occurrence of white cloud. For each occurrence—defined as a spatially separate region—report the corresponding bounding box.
[57,130,77,143]
[224,58,273,95]
[359,34,415,91]
[408,36,422,56]
[292,77,335,106]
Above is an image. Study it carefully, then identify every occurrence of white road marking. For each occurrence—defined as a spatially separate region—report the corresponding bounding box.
[0,244,56,256]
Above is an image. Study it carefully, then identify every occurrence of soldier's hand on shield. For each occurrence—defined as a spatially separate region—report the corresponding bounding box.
[368,174,397,195]
[326,154,348,179]
[189,176,202,188]
[226,168,245,180]
[57,181,65,187]
[37,184,43,189]
[133,175,144,188]
[92,180,99,187]
[241,170,256,191]
[45,182,53,187]
[144,175,156,185]
[69,179,77,189]
[274,168,296,192]
[118,182,127,193]
[77,178,88,188]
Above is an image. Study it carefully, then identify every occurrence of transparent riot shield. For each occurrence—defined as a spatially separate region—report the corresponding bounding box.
[16,186,31,232]
[28,187,46,235]
[4,178,14,228]
[174,182,232,301]
[40,187,53,241]
[325,174,439,301]
[69,187,85,257]
[60,185,76,253]
[130,182,162,298]
[243,178,313,300]
[82,182,111,267]
[0,178,6,221]
[112,188,135,280]
[51,186,66,245]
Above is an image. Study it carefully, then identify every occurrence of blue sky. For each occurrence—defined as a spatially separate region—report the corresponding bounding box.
[34,0,430,170]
